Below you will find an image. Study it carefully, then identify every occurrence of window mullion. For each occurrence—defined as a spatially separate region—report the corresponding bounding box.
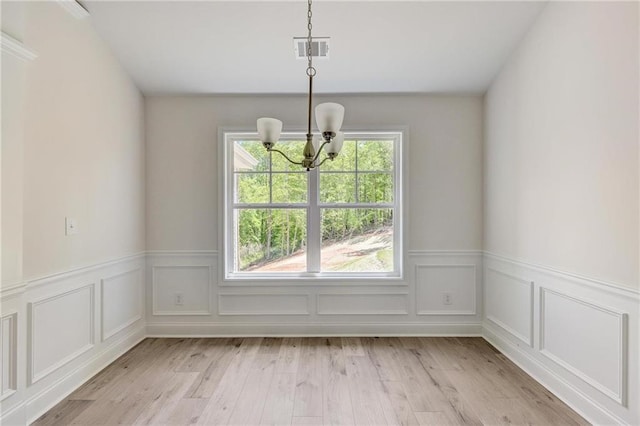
[307,167,321,273]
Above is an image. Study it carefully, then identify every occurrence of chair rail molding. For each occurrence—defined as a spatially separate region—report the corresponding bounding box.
[54,0,89,19]
[1,32,37,62]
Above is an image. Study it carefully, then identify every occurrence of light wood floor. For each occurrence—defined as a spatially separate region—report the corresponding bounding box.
[33,337,587,426]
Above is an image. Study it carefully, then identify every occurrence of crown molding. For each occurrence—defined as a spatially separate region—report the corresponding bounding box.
[1,32,37,62]
[55,0,90,19]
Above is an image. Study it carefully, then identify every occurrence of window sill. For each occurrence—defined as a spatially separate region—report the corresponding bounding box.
[221,272,405,286]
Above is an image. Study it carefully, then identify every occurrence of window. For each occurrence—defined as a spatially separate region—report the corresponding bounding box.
[223,131,403,279]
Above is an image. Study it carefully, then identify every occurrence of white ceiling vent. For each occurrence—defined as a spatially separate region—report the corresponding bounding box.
[293,37,330,60]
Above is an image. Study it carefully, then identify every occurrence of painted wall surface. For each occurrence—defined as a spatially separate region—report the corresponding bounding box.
[484,1,639,288]
[1,1,29,287]
[19,1,145,280]
[145,94,483,252]
[1,48,27,287]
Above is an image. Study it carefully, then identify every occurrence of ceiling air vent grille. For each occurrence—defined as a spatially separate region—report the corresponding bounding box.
[293,37,330,59]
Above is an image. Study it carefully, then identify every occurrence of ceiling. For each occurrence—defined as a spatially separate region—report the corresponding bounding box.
[84,1,547,95]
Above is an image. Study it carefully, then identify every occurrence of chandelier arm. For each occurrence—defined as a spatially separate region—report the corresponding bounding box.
[315,156,332,168]
[310,140,330,164]
[268,148,304,166]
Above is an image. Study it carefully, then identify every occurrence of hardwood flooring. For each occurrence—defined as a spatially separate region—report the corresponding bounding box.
[32,337,587,425]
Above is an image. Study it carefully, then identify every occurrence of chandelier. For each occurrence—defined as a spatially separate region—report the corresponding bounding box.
[256,0,345,171]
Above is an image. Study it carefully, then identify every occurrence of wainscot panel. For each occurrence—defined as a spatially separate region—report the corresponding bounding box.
[218,293,309,315]
[1,312,18,400]
[317,293,408,315]
[28,284,95,384]
[101,268,143,341]
[540,288,627,405]
[415,264,477,315]
[484,266,534,346]
[483,252,639,426]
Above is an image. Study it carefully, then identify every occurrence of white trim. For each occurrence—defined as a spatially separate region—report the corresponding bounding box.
[1,32,37,61]
[316,292,409,315]
[100,268,143,341]
[151,265,213,316]
[55,0,90,19]
[0,282,27,299]
[408,250,483,257]
[484,267,534,347]
[221,130,404,280]
[0,312,18,401]
[539,287,628,405]
[217,293,310,316]
[484,251,639,300]
[146,321,483,337]
[28,284,96,385]
[415,264,477,315]
[26,252,145,290]
[147,250,218,257]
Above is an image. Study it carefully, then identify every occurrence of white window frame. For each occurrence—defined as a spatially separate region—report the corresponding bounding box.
[222,129,404,281]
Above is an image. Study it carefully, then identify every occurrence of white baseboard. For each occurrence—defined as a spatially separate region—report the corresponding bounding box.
[0,403,27,426]
[146,321,483,337]
[483,323,627,425]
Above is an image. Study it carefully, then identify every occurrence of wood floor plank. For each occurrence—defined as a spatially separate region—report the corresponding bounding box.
[380,380,420,426]
[342,337,365,356]
[132,372,199,425]
[293,338,323,417]
[185,337,243,399]
[418,337,464,371]
[346,354,388,425]
[227,354,278,425]
[276,337,302,373]
[196,337,263,425]
[162,398,209,426]
[415,410,461,426]
[176,338,229,372]
[291,416,323,425]
[322,337,355,426]
[409,348,483,425]
[31,399,93,426]
[260,373,297,425]
[364,337,403,381]
[38,337,587,426]
[259,337,284,355]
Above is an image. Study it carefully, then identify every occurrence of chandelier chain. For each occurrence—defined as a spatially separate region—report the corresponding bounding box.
[306,0,316,77]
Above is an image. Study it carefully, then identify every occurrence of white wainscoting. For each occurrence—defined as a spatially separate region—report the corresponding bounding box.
[146,250,483,336]
[0,286,27,425]
[147,251,217,316]
[484,267,534,346]
[540,288,627,405]
[0,253,146,426]
[218,294,309,315]
[317,293,408,315]
[483,252,639,426]
[415,264,477,315]
[101,268,143,341]
[1,312,18,401]
[28,284,95,385]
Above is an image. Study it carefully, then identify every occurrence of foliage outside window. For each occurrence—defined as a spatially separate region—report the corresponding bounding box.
[224,131,402,278]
